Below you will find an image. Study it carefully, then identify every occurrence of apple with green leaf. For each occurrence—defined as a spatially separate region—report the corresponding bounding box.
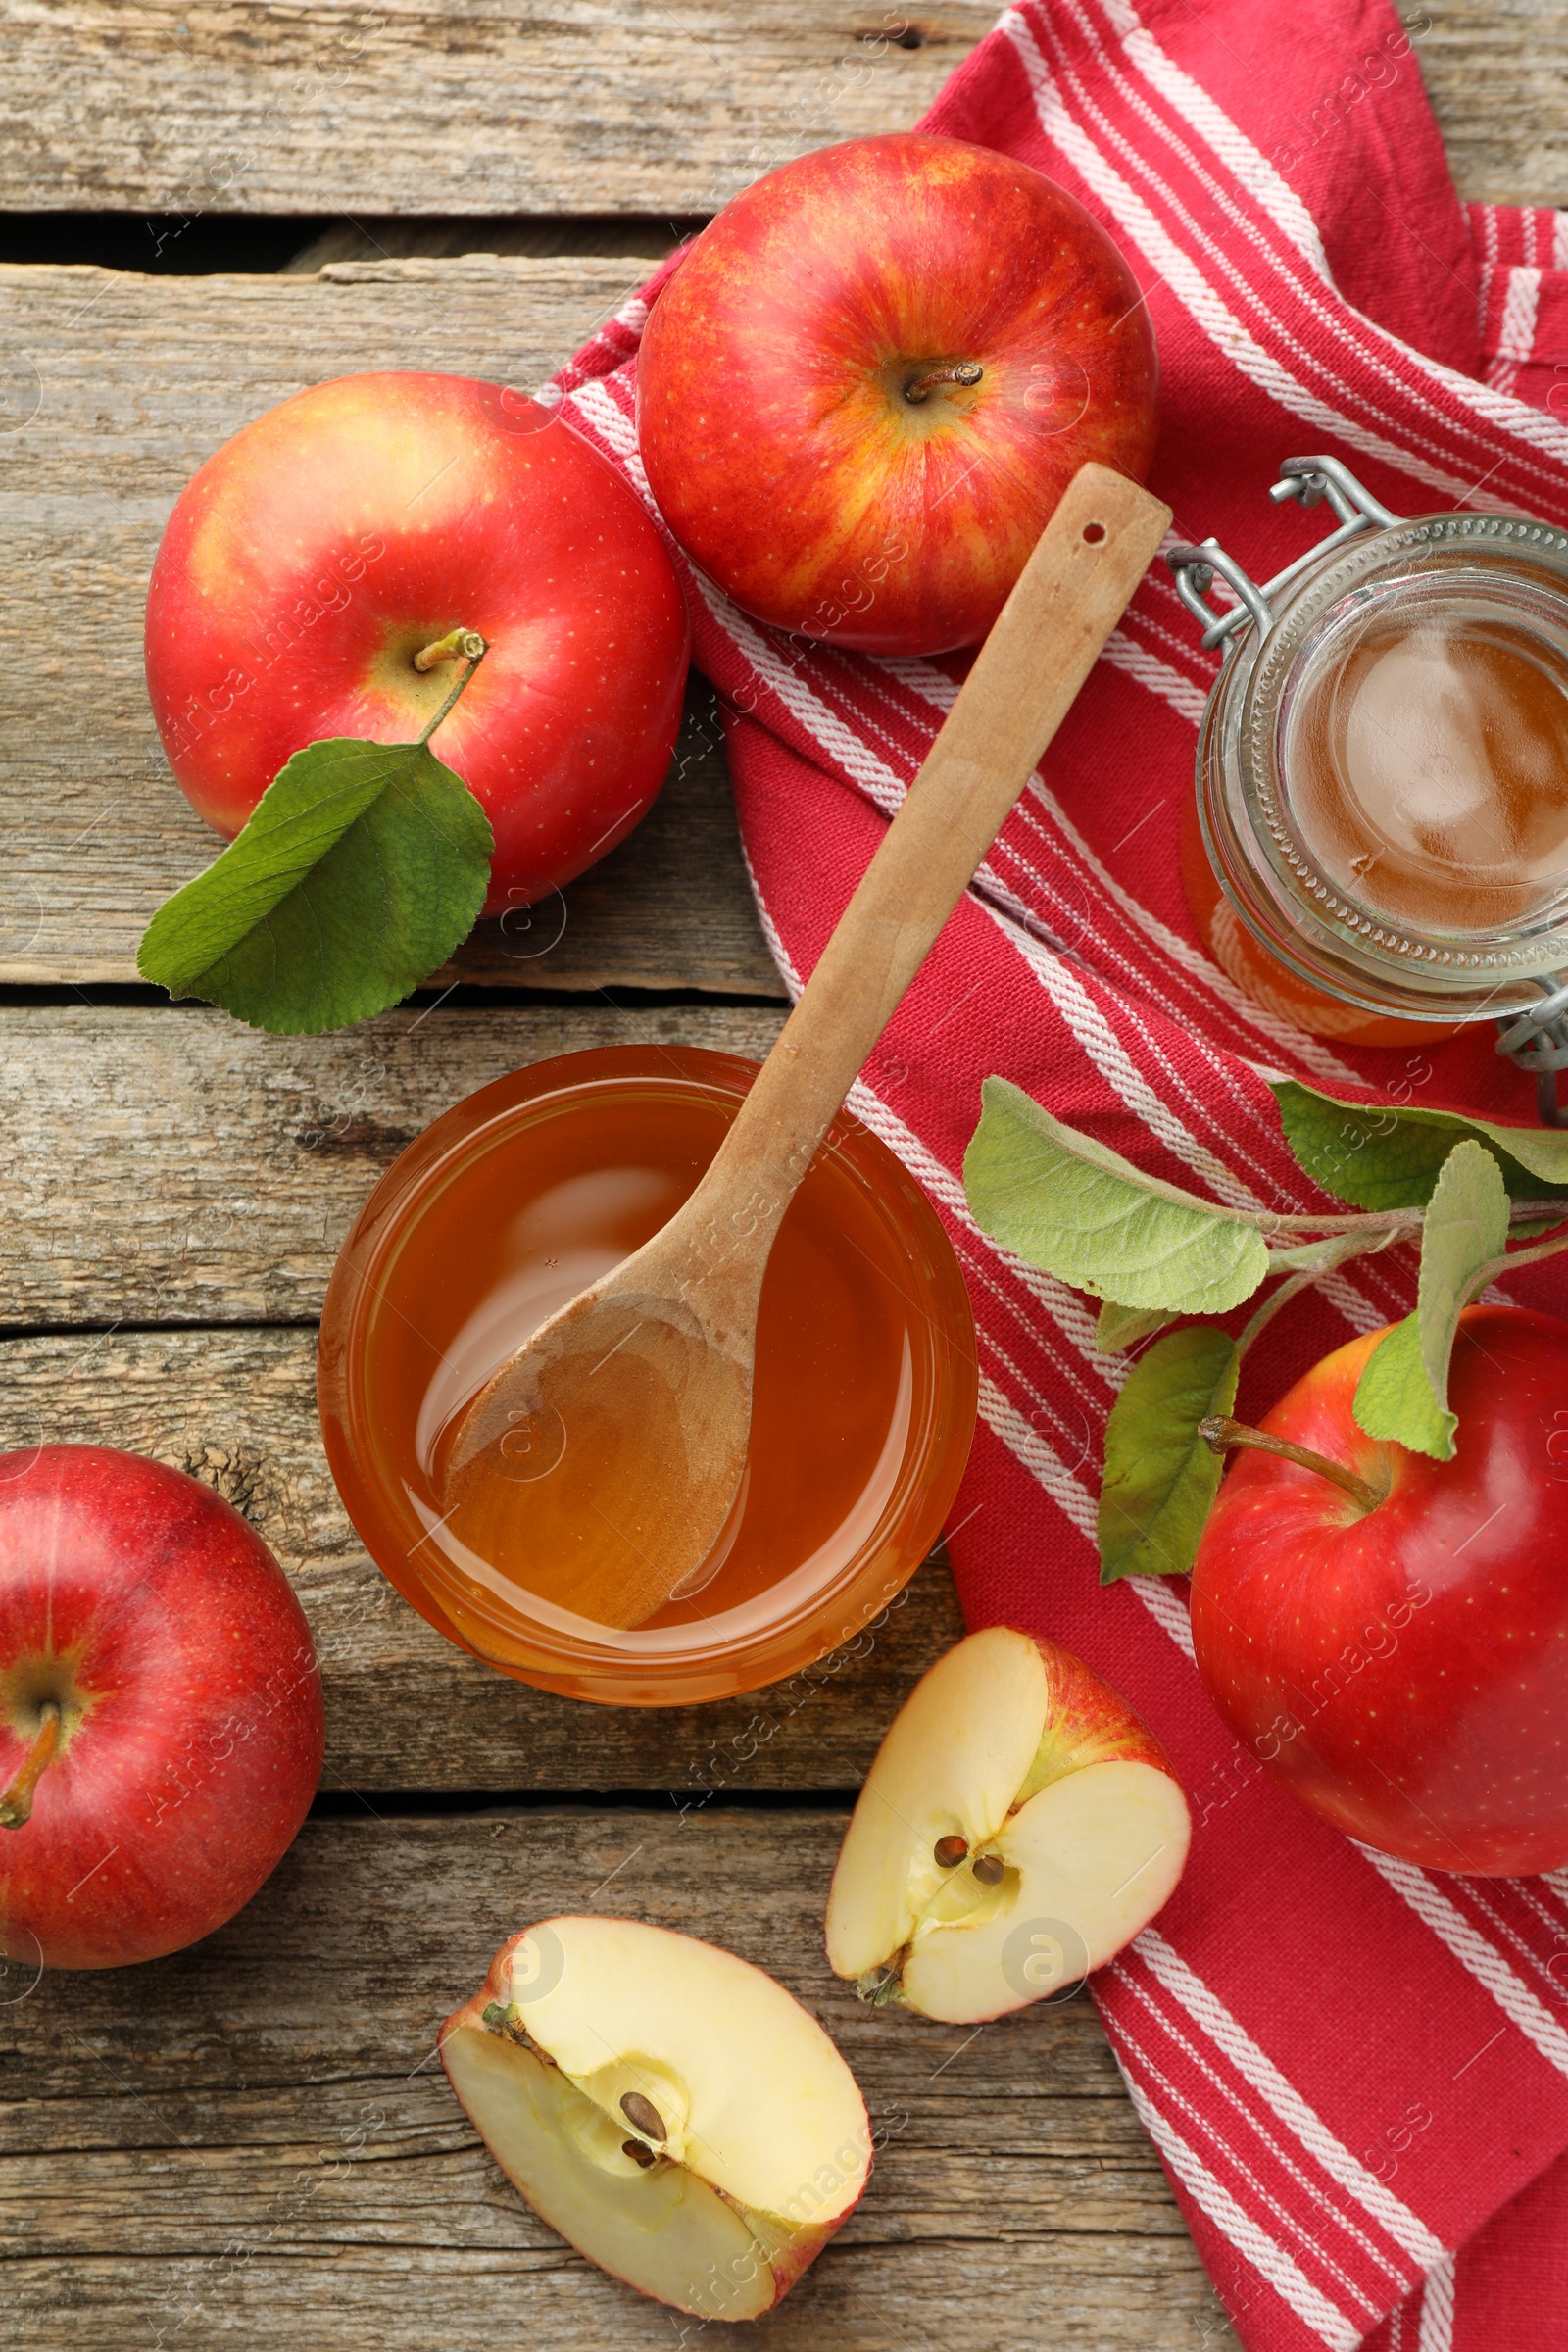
[1192,1303,1568,1876]
[141,371,690,1033]
[962,1063,1568,1874]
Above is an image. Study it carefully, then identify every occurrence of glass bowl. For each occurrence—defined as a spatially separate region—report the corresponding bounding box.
[318,1045,977,1706]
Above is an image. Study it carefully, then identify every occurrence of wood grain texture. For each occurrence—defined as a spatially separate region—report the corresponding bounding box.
[0,1810,1230,2352]
[0,260,782,994]
[0,4,995,217]
[0,1,1557,217]
[0,1004,790,1325]
[1416,0,1568,205]
[0,1322,966,1792]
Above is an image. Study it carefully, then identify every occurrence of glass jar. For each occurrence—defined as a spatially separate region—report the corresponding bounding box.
[1169,458,1568,1115]
[318,1045,978,1707]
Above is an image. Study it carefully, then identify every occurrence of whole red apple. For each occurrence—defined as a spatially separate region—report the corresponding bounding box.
[636,132,1158,657]
[0,1446,324,1969]
[1191,1305,1568,1876]
[146,371,691,916]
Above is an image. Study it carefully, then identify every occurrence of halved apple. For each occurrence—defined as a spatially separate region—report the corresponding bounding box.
[826,1627,1191,2025]
[442,1915,870,2321]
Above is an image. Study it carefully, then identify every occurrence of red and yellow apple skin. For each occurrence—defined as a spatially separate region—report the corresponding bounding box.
[1192,1306,1568,1876]
[636,132,1158,657]
[145,372,691,916]
[0,1446,324,1969]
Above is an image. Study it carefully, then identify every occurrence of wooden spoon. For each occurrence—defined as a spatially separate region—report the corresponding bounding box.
[440,463,1171,1630]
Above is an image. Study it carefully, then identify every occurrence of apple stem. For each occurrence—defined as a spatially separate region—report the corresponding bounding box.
[417,634,490,746]
[414,627,486,673]
[904,362,983,405]
[1199,1417,1388,1513]
[0,1702,60,1830]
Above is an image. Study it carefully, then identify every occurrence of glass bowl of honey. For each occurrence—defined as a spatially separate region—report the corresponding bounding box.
[318,1044,977,1706]
[1170,458,1568,1100]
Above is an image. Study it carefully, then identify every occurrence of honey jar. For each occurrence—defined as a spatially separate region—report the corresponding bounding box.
[1169,458,1568,1119]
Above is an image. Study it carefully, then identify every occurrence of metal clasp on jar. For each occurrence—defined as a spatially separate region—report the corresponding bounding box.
[1166,454,1568,1125]
[1166,456,1401,650]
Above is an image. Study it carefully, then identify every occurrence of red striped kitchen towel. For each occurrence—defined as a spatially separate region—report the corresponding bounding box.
[551,4,1568,2343]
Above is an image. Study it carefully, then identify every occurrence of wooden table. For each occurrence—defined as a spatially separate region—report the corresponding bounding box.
[0,8,1559,2345]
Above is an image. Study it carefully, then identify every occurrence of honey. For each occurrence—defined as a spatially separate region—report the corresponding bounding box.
[1284,610,1568,935]
[1171,466,1568,1053]
[318,1047,977,1707]
[1178,794,1453,1047]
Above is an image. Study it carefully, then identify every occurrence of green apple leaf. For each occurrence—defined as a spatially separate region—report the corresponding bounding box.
[1095,1300,1175,1353]
[1352,1140,1510,1460]
[1099,1325,1240,1583]
[964,1078,1271,1314]
[1271,1077,1568,1210]
[138,735,494,1036]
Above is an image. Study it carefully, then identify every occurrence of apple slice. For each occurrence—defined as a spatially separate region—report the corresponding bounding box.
[826,1627,1191,2025]
[442,1915,869,2322]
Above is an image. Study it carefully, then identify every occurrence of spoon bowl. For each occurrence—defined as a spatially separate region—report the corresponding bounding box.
[441,1257,759,1629]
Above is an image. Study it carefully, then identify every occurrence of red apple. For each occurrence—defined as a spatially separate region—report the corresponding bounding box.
[636,132,1158,657]
[1191,1305,1568,1876]
[0,1446,324,1969]
[145,371,691,917]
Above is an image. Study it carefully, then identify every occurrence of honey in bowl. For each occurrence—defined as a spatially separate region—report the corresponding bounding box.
[318,1046,977,1707]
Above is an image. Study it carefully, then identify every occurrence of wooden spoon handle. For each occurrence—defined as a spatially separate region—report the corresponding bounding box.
[697,462,1172,1228]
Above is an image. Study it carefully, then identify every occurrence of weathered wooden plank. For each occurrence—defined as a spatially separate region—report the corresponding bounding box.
[2,256,652,501]
[0,4,994,218]
[0,1322,966,1796]
[0,260,782,994]
[1416,1,1568,205]
[0,2,1556,219]
[0,1004,792,1324]
[0,1810,1226,2352]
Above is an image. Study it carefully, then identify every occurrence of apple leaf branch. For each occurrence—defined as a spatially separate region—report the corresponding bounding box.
[961,1073,1568,1584]
[138,643,494,1037]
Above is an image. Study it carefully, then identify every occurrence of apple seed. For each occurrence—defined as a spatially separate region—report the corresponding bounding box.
[933,1835,969,1868]
[619,2089,667,2142]
[621,2136,660,2170]
[971,1853,1005,1886]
